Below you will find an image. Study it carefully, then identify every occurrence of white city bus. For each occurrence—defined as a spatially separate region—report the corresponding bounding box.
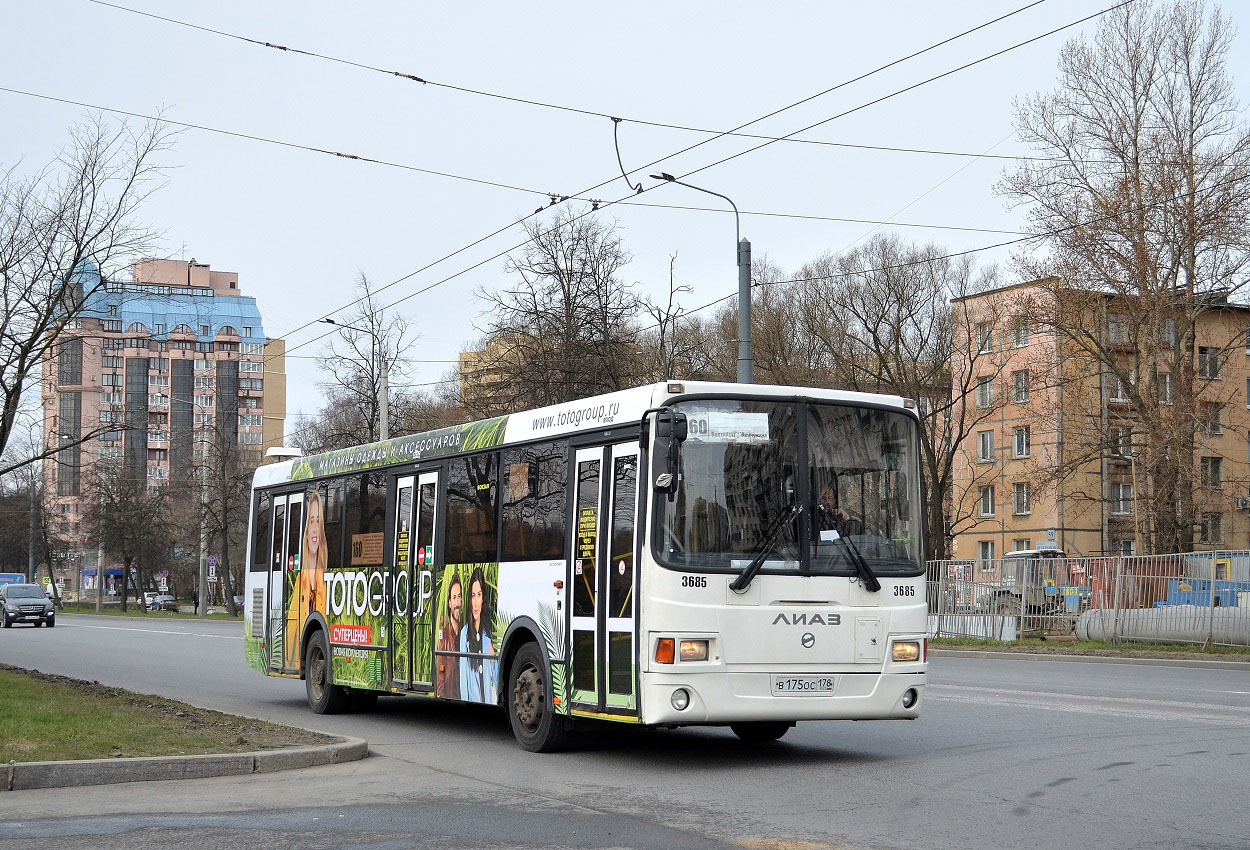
[243,381,928,750]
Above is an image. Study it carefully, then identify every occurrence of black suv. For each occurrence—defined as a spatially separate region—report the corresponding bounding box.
[1,584,55,628]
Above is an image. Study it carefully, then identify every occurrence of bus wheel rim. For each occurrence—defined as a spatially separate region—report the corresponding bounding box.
[514,663,544,732]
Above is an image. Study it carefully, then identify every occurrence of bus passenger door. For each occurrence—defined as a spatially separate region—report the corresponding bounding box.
[411,471,439,687]
[569,443,640,715]
[390,476,414,688]
[268,492,303,671]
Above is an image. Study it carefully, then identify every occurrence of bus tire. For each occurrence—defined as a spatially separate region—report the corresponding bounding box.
[730,721,792,743]
[507,642,569,753]
[304,630,350,714]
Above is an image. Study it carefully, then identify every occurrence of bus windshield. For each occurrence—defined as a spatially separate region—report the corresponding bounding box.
[656,399,923,577]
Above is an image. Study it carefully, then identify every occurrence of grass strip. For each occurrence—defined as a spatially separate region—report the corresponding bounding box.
[0,664,330,763]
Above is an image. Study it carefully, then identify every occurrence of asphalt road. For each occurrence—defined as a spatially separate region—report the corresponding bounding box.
[1,614,1248,850]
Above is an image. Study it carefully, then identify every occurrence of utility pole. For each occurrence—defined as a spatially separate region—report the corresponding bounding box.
[650,172,754,383]
[27,471,36,582]
[736,238,753,384]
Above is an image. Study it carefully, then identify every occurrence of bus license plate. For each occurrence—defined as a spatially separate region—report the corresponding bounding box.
[772,675,836,695]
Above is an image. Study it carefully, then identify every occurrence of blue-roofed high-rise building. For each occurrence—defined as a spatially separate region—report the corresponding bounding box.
[42,258,287,598]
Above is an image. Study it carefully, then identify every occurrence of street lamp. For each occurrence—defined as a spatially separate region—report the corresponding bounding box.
[320,318,389,441]
[1129,450,1143,554]
[649,172,754,384]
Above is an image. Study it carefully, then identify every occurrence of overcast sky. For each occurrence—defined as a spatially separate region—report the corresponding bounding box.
[4,1,1248,442]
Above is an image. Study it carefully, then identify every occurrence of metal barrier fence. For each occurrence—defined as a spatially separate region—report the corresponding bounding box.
[926,552,1250,647]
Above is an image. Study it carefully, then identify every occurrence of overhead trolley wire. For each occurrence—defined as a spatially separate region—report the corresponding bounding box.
[86,0,1069,164]
[265,1,1074,353]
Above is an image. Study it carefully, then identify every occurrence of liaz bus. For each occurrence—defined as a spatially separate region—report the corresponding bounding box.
[243,381,928,751]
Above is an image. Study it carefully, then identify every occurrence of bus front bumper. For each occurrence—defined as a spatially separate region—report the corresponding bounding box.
[639,669,926,726]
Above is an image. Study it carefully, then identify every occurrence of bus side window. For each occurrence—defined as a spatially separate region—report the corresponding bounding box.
[501,441,567,561]
[446,452,499,563]
[251,491,270,572]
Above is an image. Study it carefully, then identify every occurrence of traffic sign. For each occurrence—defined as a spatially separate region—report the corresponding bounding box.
[208,555,218,567]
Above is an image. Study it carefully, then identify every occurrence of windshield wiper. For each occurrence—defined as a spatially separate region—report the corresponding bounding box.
[832,531,881,593]
[730,504,800,593]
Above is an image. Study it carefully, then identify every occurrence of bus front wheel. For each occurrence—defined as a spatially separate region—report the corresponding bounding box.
[507,642,569,753]
[731,721,792,743]
[305,630,350,714]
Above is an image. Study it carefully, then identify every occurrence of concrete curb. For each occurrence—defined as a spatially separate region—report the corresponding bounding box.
[2,736,368,792]
[931,648,1250,671]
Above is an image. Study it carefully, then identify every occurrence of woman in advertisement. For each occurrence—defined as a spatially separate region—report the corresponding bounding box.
[285,490,329,664]
[459,567,498,703]
[436,573,461,698]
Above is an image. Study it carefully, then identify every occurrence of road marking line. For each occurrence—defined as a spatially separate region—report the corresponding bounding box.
[68,623,242,640]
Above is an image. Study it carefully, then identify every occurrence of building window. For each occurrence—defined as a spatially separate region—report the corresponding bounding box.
[976,321,993,354]
[242,342,264,355]
[101,373,122,387]
[103,319,122,333]
[240,414,263,426]
[1200,512,1223,545]
[1108,313,1128,344]
[978,486,995,517]
[194,395,214,408]
[1013,425,1031,458]
[1201,456,1223,489]
[147,465,168,480]
[1011,318,1029,348]
[1203,402,1223,435]
[102,355,123,368]
[149,394,168,407]
[240,360,263,373]
[1111,539,1136,555]
[1111,426,1132,458]
[1012,538,1031,552]
[978,430,994,463]
[1011,370,1030,403]
[194,359,212,371]
[1198,346,1220,379]
[239,396,260,409]
[977,541,995,568]
[148,357,169,372]
[1012,482,1031,515]
[194,413,214,426]
[239,432,263,445]
[107,305,118,318]
[102,338,124,350]
[1110,371,1133,403]
[976,376,994,408]
[148,374,168,387]
[153,323,166,335]
[1111,482,1133,515]
[1160,319,1177,348]
[242,326,253,338]
[195,376,215,389]
[196,342,214,353]
[239,378,263,390]
[150,449,168,461]
[1156,371,1173,404]
[199,325,210,337]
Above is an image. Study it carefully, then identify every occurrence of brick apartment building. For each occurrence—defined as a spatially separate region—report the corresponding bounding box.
[951,278,1250,562]
[42,258,286,589]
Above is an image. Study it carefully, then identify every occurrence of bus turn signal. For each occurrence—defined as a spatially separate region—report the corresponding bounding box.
[655,638,675,664]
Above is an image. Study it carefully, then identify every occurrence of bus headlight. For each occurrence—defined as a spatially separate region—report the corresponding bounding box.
[671,688,691,710]
[679,639,708,662]
[891,640,921,662]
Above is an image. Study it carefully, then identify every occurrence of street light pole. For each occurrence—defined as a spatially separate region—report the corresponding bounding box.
[650,173,753,384]
[321,318,389,440]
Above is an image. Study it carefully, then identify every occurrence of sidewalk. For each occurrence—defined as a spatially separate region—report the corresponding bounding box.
[930,647,1250,671]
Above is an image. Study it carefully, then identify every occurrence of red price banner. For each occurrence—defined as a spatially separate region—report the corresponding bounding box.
[330,625,372,646]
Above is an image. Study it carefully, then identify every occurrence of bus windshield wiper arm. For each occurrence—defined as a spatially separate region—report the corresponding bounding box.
[837,532,881,593]
[730,504,800,594]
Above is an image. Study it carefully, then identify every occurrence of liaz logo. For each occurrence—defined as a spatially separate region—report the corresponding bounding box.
[772,612,841,626]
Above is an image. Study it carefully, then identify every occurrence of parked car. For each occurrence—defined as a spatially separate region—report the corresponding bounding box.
[143,591,159,609]
[1,583,55,628]
[147,594,179,612]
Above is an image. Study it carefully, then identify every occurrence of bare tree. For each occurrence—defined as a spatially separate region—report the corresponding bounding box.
[638,254,696,381]
[82,458,175,613]
[0,115,170,475]
[466,207,644,415]
[999,0,1250,552]
[317,273,415,444]
[791,234,1006,560]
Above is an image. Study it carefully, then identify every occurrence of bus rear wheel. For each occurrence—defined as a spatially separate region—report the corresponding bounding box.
[507,642,569,753]
[731,721,793,743]
[305,630,350,714]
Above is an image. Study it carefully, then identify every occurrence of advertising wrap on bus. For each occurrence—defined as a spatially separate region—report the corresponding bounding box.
[244,381,928,752]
